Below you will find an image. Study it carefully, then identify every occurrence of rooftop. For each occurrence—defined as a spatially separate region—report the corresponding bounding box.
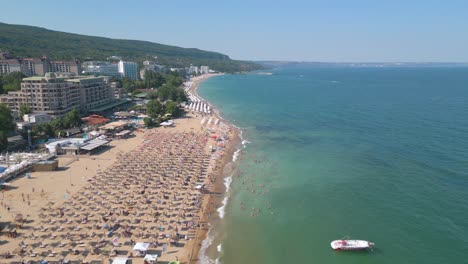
[99,120,129,130]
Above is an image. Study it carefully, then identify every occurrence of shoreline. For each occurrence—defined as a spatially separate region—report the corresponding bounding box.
[186,73,241,264]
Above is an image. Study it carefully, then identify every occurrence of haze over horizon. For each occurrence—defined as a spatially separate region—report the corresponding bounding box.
[2,0,468,62]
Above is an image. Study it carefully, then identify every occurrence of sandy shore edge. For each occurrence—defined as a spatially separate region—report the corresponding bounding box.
[186,74,240,264]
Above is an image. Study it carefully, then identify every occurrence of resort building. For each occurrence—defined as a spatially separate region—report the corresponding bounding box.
[200,66,210,74]
[81,61,121,78]
[0,59,22,75]
[118,60,138,80]
[188,66,199,75]
[21,58,49,76]
[0,73,114,117]
[1,73,81,116]
[66,76,114,111]
[49,60,81,76]
[0,56,82,76]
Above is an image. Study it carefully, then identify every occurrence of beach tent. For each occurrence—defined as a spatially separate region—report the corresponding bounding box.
[112,257,128,264]
[144,254,158,263]
[133,242,150,251]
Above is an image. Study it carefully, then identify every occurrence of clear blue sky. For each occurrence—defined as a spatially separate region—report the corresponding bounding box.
[2,0,468,62]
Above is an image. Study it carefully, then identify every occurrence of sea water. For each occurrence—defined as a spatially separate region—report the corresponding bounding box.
[198,65,468,264]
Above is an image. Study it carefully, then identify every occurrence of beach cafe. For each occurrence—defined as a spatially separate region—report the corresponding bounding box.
[45,138,110,155]
[99,120,130,136]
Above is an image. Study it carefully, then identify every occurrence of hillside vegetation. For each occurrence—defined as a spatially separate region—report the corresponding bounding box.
[0,22,264,73]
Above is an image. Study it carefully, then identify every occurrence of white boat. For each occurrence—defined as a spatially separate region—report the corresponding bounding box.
[330,239,374,251]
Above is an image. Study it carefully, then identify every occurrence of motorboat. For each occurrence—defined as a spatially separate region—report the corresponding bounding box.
[330,239,374,251]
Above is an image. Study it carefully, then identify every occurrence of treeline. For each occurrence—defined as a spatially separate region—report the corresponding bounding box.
[0,72,25,94]
[0,104,15,151]
[120,71,181,91]
[120,71,187,102]
[0,22,265,73]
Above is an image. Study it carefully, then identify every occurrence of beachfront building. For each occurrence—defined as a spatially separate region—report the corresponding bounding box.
[200,66,210,74]
[66,76,114,111]
[0,74,114,117]
[188,66,199,75]
[45,138,110,155]
[4,73,81,116]
[82,61,121,78]
[118,60,138,80]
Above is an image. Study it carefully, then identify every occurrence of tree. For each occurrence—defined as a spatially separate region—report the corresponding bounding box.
[121,78,135,93]
[62,109,82,128]
[144,71,165,88]
[19,104,32,117]
[146,100,162,119]
[32,123,44,136]
[157,85,171,101]
[49,118,64,131]
[143,117,154,128]
[0,131,7,152]
[165,101,181,117]
[0,104,14,132]
[43,123,55,137]
[147,91,158,100]
[1,72,25,94]
[0,104,14,152]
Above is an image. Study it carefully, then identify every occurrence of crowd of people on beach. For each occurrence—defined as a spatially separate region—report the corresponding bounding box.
[1,131,224,264]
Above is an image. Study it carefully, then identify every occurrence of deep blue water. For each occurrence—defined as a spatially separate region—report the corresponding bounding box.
[198,65,468,264]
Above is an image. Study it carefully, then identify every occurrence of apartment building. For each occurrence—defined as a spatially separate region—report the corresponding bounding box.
[50,60,81,76]
[21,58,49,76]
[81,61,121,78]
[1,73,114,117]
[0,59,22,75]
[118,60,138,80]
[4,73,81,116]
[66,76,114,111]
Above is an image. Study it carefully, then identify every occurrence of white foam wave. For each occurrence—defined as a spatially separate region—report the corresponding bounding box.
[217,197,228,219]
[199,229,216,264]
[214,237,223,264]
[241,140,251,146]
[224,176,232,193]
[232,149,241,162]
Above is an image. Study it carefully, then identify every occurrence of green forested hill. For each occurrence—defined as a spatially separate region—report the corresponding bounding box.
[0,22,263,72]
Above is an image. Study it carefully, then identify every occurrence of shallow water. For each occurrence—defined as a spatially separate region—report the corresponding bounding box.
[198,65,468,264]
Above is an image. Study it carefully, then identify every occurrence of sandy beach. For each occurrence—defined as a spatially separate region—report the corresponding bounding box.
[0,74,239,264]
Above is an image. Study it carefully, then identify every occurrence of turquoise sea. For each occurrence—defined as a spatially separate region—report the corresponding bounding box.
[198,65,468,264]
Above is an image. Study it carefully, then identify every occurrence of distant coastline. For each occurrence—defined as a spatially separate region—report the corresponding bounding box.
[256,61,468,68]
